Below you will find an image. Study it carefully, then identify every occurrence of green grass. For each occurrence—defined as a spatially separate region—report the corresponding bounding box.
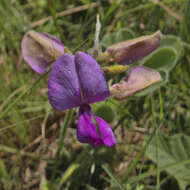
[0,0,190,189]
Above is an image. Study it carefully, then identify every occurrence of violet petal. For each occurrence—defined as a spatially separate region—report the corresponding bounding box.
[75,51,110,104]
[77,105,116,147]
[48,54,82,111]
[77,105,103,147]
[21,30,64,74]
[94,116,116,147]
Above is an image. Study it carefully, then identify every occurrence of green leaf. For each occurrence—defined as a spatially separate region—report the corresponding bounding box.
[0,159,11,189]
[95,104,115,123]
[102,164,125,190]
[85,184,98,190]
[140,35,183,72]
[140,47,178,72]
[101,33,117,48]
[41,176,49,190]
[180,0,190,42]
[137,35,183,96]
[146,133,190,190]
[160,35,184,58]
[101,28,135,48]
[0,159,8,179]
[148,5,162,31]
[115,28,135,43]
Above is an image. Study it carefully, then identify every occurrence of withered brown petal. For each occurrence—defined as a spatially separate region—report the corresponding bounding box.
[21,30,64,74]
[111,66,162,100]
[106,31,163,65]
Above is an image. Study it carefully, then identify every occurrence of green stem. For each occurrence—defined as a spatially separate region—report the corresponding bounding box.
[159,87,164,121]
[0,71,49,120]
[151,95,160,190]
[127,158,190,185]
[122,0,184,17]
[102,164,125,190]
[121,123,157,181]
[0,145,50,160]
[47,0,64,42]
[50,109,73,182]
[56,109,73,157]
[59,148,89,186]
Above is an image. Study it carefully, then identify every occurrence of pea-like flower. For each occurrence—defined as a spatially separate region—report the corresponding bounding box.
[48,52,116,147]
[21,30,162,147]
[21,31,116,147]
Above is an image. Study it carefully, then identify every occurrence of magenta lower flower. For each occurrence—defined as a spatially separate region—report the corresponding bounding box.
[77,105,116,147]
[48,51,116,147]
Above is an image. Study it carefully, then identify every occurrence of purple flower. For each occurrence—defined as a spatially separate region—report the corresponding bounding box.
[21,30,64,74]
[48,52,116,147]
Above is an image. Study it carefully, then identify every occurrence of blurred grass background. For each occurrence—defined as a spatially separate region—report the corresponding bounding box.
[0,0,190,189]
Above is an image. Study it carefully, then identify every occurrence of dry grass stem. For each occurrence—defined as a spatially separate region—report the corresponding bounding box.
[28,3,98,29]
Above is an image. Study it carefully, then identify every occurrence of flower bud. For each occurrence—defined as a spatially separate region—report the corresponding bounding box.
[103,31,163,65]
[21,30,64,74]
[110,66,162,100]
[102,65,129,75]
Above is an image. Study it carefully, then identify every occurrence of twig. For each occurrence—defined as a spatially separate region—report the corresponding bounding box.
[0,144,53,161]
[16,53,23,70]
[133,126,149,133]
[41,111,50,139]
[0,56,10,85]
[23,136,43,151]
[28,3,97,29]
[183,41,190,49]
[107,10,121,33]
[0,86,26,112]
[23,178,40,189]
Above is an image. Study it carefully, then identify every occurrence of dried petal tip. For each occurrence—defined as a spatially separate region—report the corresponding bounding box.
[21,30,64,74]
[105,31,163,65]
[111,66,162,100]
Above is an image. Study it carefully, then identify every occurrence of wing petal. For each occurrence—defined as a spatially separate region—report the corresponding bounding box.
[75,51,109,104]
[48,54,82,111]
